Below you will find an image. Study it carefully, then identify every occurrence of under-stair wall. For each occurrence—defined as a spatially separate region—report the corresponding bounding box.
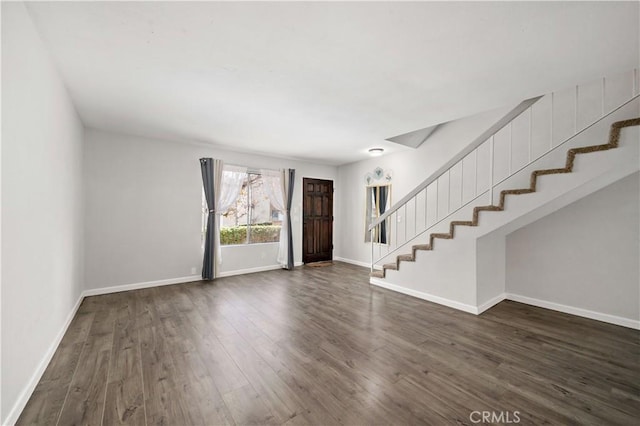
[472,129,639,328]
[505,172,639,327]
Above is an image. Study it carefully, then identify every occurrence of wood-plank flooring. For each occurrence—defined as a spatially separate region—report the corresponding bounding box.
[18,262,640,425]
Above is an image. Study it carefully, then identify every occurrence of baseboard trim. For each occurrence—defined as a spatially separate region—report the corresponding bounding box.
[3,293,84,426]
[334,256,370,268]
[218,264,282,278]
[505,293,640,330]
[334,257,383,270]
[84,262,307,296]
[477,293,507,314]
[83,275,202,297]
[369,278,479,314]
[365,281,639,329]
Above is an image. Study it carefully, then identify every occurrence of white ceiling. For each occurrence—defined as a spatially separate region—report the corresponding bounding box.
[25,1,639,165]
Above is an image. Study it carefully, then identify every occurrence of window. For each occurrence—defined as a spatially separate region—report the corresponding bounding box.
[220,172,282,245]
[364,184,391,244]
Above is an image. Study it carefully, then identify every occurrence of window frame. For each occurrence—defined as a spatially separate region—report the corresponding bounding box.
[202,168,282,247]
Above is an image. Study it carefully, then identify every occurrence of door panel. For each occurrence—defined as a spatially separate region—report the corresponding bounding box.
[303,178,333,263]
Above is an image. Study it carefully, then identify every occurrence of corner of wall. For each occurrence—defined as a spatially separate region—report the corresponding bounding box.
[475,230,507,309]
[1,3,86,423]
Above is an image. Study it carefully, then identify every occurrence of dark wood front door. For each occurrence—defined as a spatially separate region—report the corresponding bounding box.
[303,178,333,263]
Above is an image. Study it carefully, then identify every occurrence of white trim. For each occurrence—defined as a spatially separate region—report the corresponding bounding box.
[506,293,640,330]
[218,262,303,277]
[334,257,382,270]
[82,275,202,297]
[364,281,640,329]
[219,262,303,277]
[3,294,84,426]
[477,293,507,314]
[83,264,305,297]
[369,278,478,314]
[218,264,282,278]
[334,256,370,268]
[220,241,280,248]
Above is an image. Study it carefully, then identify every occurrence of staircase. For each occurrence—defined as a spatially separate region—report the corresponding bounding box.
[367,69,640,317]
[370,117,640,279]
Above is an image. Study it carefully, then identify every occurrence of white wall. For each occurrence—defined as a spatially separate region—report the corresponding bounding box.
[336,104,515,265]
[1,3,85,423]
[84,129,338,290]
[506,172,640,322]
[376,236,479,310]
[476,231,506,308]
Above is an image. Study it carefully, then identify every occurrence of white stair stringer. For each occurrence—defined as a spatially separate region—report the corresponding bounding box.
[370,98,640,320]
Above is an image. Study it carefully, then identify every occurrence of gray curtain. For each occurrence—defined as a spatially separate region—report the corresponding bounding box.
[378,186,388,244]
[200,158,215,280]
[286,169,295,270]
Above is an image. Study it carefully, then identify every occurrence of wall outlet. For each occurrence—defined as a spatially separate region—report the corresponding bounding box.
[190,267,197,275]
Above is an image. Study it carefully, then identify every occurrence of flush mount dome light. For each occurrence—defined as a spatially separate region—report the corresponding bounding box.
[368,148,384,156]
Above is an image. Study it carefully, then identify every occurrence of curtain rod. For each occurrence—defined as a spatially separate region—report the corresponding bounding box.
[225,162,280,175]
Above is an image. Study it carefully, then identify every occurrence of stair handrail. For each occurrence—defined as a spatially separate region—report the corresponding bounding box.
[368,96,543,232]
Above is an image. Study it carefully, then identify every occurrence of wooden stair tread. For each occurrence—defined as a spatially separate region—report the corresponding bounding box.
[451,221,474,226]
[431,233,452,239]
[397,254,414,261]
[475,205,502,212]
[501,188,534,195]
[533,168,570,176]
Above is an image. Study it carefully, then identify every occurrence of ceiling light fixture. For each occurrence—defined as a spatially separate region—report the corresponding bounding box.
[368,148,384,156]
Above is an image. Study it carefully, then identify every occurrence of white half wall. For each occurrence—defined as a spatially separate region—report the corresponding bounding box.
[379,235,478,308]
[83,129,338,290]
[506,172,640,323]
[1,3,85,423]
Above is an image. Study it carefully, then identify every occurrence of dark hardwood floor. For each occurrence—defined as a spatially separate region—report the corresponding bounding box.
[18,262,640,425]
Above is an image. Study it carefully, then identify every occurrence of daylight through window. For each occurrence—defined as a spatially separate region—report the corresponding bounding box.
[216,172,282,245]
